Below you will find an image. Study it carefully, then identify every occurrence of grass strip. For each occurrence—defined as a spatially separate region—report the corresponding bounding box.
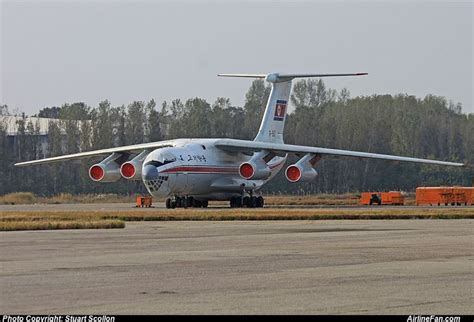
[0,220,125,231]
[1,207,472,224]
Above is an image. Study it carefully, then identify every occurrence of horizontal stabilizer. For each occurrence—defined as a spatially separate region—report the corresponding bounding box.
[218,72,368,83]
[277,72,368,78]
[217,74,267,78]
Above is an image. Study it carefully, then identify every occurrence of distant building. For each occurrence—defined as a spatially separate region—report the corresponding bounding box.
[2,115,63,136]
[1,114,167,158]
[0,115,90,158]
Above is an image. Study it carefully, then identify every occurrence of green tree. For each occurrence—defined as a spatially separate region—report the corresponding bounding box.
[182,98,212,138]
[92,100,114,149]
[243,80,270,139]
[147,99,163,142]
[125,101,146,145]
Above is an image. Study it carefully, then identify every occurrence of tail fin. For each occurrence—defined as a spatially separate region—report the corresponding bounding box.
[218,72,367,144]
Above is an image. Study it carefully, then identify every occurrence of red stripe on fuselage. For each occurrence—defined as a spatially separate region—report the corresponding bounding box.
[161,159,285,175]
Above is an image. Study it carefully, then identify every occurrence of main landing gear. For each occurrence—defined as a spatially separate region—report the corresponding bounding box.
[230,195,264,208]
[165,196,208,209]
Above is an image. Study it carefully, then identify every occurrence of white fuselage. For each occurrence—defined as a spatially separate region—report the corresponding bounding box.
[141,139,287,200]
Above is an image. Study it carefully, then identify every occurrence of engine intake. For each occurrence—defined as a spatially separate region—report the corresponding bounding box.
[285,154,320,183]
[239,153,271,180]
[89,153,126,183]
[120,150,149,180]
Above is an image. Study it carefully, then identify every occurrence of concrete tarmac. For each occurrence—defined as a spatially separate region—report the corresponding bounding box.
[0,220,472,314]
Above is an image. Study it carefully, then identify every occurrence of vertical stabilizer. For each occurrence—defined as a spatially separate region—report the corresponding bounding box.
[254,77,292,144]
[218,72,368,144]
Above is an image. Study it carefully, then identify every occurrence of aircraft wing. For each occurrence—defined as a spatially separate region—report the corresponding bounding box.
[214,139,466,167]
[14,141,174,167]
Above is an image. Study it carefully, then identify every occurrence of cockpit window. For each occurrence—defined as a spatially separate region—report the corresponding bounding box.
[163,157,176,164]
[144,160,163,167]
[145,156,176,168]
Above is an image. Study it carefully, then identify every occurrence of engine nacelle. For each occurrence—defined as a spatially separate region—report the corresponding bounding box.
[120,150,149,180]
[239,155,271,180]
[285,154,320,183]
[89,153,125,183]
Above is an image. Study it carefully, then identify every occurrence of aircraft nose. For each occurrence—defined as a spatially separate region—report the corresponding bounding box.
[142,164,159,181]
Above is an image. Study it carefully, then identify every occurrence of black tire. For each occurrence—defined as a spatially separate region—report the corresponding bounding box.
[257,196,264,208]
[171,200,177,209]
[378,200,382,205]
[243,196,251,208]
[235,197,242,208]
[369,200,373,205]
[251,196,258,208]
[185,197,194,208]
[202,200,208,208]
[177,197,184,208]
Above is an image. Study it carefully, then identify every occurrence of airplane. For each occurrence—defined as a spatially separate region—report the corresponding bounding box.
[15,72,467,208]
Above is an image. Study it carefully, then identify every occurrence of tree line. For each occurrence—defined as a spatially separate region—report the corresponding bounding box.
[0,79,472,196]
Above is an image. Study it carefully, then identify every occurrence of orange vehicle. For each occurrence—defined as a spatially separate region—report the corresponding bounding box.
[416,187,473,206]
[136,195,153,208]
[360,191,404,205]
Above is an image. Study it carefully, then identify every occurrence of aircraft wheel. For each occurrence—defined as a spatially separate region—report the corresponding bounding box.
[237,197,243,208]
[177,197,185,208]
[232,197,243,208]
[165,198,172,209]
[256,196,264,208]
[243,196,251,208]
[186,197,194,208]
[250,196,258,208]
[202,200,208,208]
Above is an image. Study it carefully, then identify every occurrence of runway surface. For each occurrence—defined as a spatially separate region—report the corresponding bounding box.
[1,220,472,314]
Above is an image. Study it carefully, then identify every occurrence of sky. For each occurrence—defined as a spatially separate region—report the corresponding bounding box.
[1,0,473,115]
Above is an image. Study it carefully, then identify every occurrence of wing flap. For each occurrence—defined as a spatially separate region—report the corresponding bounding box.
[215,139,466,167]
[14,141,174,167]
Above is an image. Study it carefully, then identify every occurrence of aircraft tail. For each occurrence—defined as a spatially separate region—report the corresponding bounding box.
[218,72,368,144]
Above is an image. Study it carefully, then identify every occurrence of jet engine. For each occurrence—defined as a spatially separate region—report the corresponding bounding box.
[89,153,128,183]
[239,152,272,180]
[120,150,149,180]
[285,154,320,183]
